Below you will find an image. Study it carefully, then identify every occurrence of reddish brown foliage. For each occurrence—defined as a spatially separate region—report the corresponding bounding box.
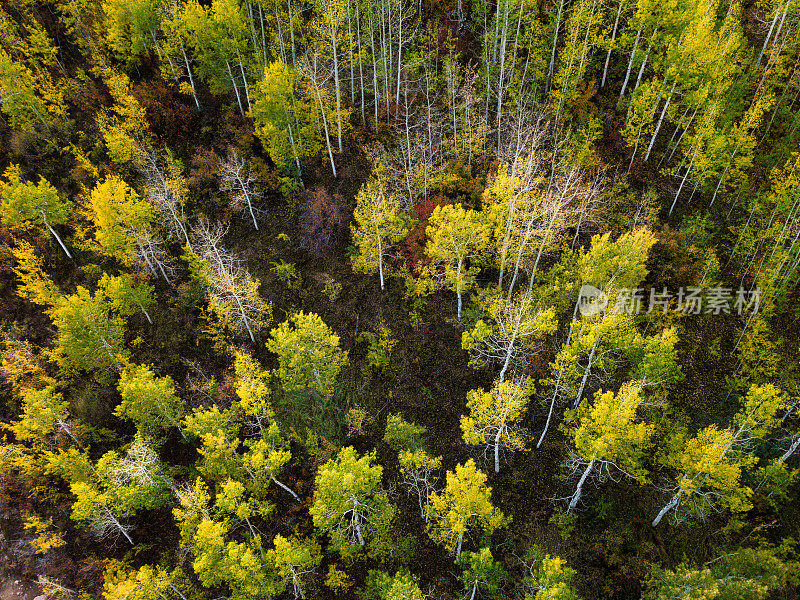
[297,185,346,255]
[132,79,195,148]
[399,193,449,271]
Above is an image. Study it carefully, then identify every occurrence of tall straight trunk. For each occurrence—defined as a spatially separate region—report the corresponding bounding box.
[287,0,296,64]
[632,37,652,93]
[106,507,134,545]
[652,490,681,526]
[272,477,301,501]
[619,28,641,98]
[179,41,201,110]
[576,2,597,84]
[494,426,503,473]
[238,55,251,111]
[137,239,159,278]
[152,245,171,282]
[780,435,800,462]
[245,193,258,230]
[668,155,694,216]
[573,335,600,409]
[139,304,153,324]
[368,3,379,124]
[384,0,392,122]
[226,60,245,115]
[257,0,267,63]
[231,287,256,343]
[45,221,72,259]
[247,2,260,61]
[274,1,287,61]
[496,193,518,288]
[657,105,692,168]
[457,259,463,321]
[378,236,385,290]
[348,10,355,104]
[568,459,595,512]
[644,82,676,162]
[537,368,564,447]
[312,80,338,178]
[758,1,783,66]
[356,0,366,121]
[396,7,403,108]
[628,85,663,166]
[332,28,343,152]
[602,0,623,87]
[498,317,520,384]
[496,0,510,148]
[286,122,303,184]
[355,516,365,546]
[547,0,566,89]
[664,107,698,165]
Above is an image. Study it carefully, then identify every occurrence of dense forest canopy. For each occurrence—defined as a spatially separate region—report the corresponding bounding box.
[0,0,800,598]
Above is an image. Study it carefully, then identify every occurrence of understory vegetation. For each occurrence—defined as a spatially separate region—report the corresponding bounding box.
[1,0,800,598]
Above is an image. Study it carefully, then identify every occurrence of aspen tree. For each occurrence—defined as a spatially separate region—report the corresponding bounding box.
[97,70,149,165]
[310,446,395,554]
[269,535,323,600]
[266,311,348,400]
[560,382,653,512]
[522,546,580,600]
[458,547,505,600]
[251,60,321,183]
[398,449,442,521]
[462,288,557,382]
[49,287,128,378]
[652,384,786,525]
[181,0,255,115]
[426,204,492,321]
[1,165,73,259]
[350,175,412,290]
[218,149,263,230]
[102,0,160,64]
[10,240,61,307]
[462,379,532,473]
[427,459,506,558]
[312,0,348,152]
[0,49,64,133]
[136,147,191,248]
[116,364,186,439]
[85,175,172,280]
[192,221,272,343]
[298,52,347,178]
[190,515,280,600]
[368,570,425,600]
[103,563,191,600]
[644,549,792,600]
[11,386,77,445]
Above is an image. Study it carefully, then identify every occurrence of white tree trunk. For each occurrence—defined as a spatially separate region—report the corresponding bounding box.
[620,28,641,98]
[652,490,681,526]
[602,1,623,87]
[272,477,301,502]
[573,336,600,409]
[780,434,800,462]
[45,222,72,259]
[226,60,244,115]
[537,369,563,448]
[568,459,595,512]
[644,82,675,162]
[331,27,343,152]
